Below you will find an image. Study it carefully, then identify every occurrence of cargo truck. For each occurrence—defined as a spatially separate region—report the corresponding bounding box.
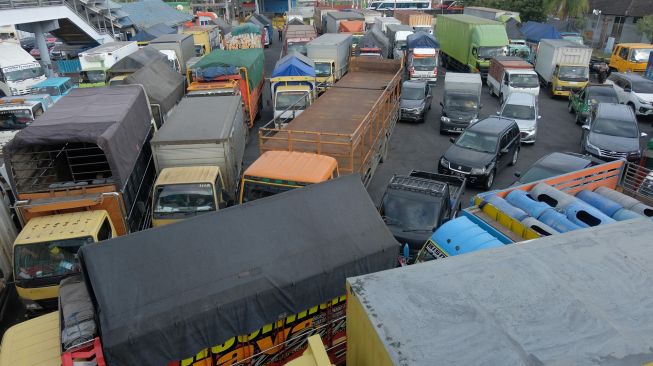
[608,43,653,73]
[150,96,246,227]
[393,10,432,34]
[385,24,414,59]
[181,25,220,57]
[50,175,398,366]
[78,42,139,88]
[147,34,195,75]
[284,24,318,56]
[463,6,520,22]
[325,11,364,34]
[438,14,509,77]
[271,53,316,123]
[106,46,168,85]
[356,28,390,58]
[187,48,265,128]
[307,33,352,91]
[354,8,382,30]
[346,218,653,366]
[406,31,439,83]
[534,39,591,97]
[4,86,156,311]
[439,72,482,133]
[486,56,539,103]
[259,57,402,186]
[315,7,338,34]
[0,42,46,96]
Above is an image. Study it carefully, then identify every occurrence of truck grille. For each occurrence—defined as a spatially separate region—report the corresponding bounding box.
[598,148,628,159]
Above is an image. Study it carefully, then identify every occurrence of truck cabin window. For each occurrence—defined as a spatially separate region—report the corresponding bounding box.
[629,48,653,63]
[2,66,44,82]
[509,74,539,88]
[314,62,332,77]
[80,70,106,83]
[154,183,216,219]
[382,191,439,231]
[501,104,535,120]
[276,92,309,110]
[476,46,506,59]
[411,57,437,70]
[15,237,93,280]
[32,86,61,97]
[241,180,299,203]
[0,109,34,130]
[557,66,588,82]
[287,42,308,56]
[444,94,478,111]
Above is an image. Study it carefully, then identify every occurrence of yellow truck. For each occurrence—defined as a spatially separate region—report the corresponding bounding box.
[534,39,592,97]
[609,43,653,73]
[0,310,60,366]
[181,25,220,57]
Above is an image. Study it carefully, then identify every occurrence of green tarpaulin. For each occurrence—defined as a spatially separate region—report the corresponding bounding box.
[191,48,264,90]
[230,23,261,36]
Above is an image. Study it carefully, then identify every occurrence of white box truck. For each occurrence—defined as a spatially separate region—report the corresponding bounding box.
[374,16,401,33]
[534,39,591,97]
[78,41,139,87]
[0,42,46,96]
[307,33,352,91]
[147,34,195,75]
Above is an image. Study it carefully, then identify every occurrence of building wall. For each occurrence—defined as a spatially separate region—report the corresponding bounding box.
[585,14,650,51]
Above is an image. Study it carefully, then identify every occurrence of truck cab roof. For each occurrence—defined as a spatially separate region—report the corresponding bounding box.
[155,166,220,186]
[244,151,337,184]
[15,210,109,245]
[0,311,60,366]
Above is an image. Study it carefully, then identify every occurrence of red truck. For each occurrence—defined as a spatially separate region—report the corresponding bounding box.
[284,24,317,56]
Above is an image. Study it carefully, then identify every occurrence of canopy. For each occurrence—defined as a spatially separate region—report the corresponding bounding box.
[272,53,315,77]
[357,28,390,58]
[132,23,175,42]
[521,21,561,42]
[123,59,185,116]
[407,31,439,50]
[191,48,264,90]
[107,46,167,76]
[230,23,261,36]
[78,174,399,366]
[505,17,525,40]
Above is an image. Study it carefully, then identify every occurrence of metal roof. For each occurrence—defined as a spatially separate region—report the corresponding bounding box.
[244,151,337,183]
[15,211,108,244]
[121,0,192,28]
[32,77,71,88]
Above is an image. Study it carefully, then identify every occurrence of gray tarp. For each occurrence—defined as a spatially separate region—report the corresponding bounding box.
[123,59,185,115]
[107,46,167,77]
[78,175,399,366]
[4,86,152,191]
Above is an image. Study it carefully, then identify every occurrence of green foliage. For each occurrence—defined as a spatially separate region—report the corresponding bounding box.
[543,0,589,20]
[635,15,653,42]
[463,0,546,23]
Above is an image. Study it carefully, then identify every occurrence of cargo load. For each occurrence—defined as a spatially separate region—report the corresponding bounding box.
[393,10,432,33]
[223,23,263,49]
[106,46,168,82]
[356,27,390,58]
[521,21,561,43]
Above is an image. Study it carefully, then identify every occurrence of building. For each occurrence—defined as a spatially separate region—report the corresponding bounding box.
[586,0,653,50]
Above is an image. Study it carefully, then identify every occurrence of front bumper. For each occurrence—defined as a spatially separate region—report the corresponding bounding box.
[401,108,425,121]
[635,103,653,116]
[440,117,472,132]
[438,163,489,186]
[520,129,537,143]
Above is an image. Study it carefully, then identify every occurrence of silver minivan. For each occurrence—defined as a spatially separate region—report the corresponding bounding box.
[498,92,540,144]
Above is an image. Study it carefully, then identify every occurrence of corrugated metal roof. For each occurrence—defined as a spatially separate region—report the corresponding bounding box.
[121,0,192,28]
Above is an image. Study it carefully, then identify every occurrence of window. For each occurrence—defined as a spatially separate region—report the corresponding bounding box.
[611,16,626,41]
[97,218,113,241]
[500,133,510,150]
[624,80,632,91]
[619,47,629,59]
[32,105,44,118]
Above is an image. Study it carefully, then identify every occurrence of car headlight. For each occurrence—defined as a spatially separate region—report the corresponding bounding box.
[10,87,17,94]
[470,162,494,175]
[470,118,478,123]
[440,156,449,166]
[21,299,43,311]
[441,116,450,122]
[637,98,647,104]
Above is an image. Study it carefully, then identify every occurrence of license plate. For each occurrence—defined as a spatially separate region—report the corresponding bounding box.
[451,171,466,178]
[452,127,463,132]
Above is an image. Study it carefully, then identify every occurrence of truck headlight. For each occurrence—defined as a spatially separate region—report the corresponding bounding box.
[470,118,478,123]
[441,116,450,122]
[22,299,43,311]
[555,86,563,91]
[440,157,449,167]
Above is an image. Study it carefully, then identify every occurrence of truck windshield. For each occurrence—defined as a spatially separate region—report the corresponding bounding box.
[501,104,535,120]
[32,86,62,96]
[241,179,300,203]
[455,130,497,153]
[629,48,653,63]
[287,42,308,56]
[276,91,309,110]
[80,70,106,83]
[444,94,478,111]
[153,183,216,219]
[477,46,506,59]
[0,109,34,130]
[510,74,539,88]
[2,65,44,82]
[382,191,438,231]
[412,56,437,70]
[558,66,588,82]
[592,118,638,138]
[314,62,332,77]
[14,237,94,280]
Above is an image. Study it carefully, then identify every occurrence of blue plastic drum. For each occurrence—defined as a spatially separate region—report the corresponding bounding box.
[576,190,623,217]
[564,201,616,228]
[483,195,528,221]
[506,190,551,218]
[539,210,582,233]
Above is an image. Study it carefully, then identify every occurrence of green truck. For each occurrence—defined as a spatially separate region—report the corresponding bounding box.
[437,14,509,78]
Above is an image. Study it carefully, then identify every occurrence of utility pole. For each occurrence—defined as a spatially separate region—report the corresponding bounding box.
[592,9,602,49]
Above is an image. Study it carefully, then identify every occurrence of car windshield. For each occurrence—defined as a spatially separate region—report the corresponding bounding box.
[314,62,331,77]
[382,191,438,230]
[587,88,618,103]
[80,70,106,83]
[501,104,535,120]
[241,180,299,203]
[0,108,34,130]
[510,74,539,88]
[477,46,506,58]
[287,42,308,56]
[412,56,437,70]
[629,48,653,63]
[14,237,94,280]
[2,66,44,82]
[445,94,478,111]
[632,80,653,94]
[558,66,588,81]
[455,130,497,153]
[402,86,425,100]
[561,36,584,45]
[32,86,61,96]
[520,165,567,183]
[276,91,309,110]
[592,117,638,138]
[153,183,216,218]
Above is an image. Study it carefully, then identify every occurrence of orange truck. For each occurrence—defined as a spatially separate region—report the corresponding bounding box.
[186,48,264,127]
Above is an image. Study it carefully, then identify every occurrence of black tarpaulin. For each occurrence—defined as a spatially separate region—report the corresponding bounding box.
[107,46,167,76]
[78,175,399,366]
[505,18,525,40]
[123,59,185,115]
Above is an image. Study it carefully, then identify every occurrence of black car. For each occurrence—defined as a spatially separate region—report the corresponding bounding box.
[581,103,647,162]
[400,80,432,122]
[512,152,601,186]
[438,117,520,190]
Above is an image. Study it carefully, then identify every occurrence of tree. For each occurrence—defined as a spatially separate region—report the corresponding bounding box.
[543,0,589,20]
[635,15,653,43]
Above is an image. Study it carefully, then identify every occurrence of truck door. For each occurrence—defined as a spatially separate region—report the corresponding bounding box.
[610,46,621,69]
[617,47,629,71]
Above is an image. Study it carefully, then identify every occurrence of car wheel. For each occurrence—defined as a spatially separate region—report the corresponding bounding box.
[567,101,573,113]
[627,102,636,114]
[509,148,519,166]
[488,84,493,96]
[575,113,582,125]
[484,169,495,190]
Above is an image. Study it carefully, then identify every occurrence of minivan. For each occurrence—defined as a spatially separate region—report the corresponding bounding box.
[581,103,647,162]
[498,92,539,144]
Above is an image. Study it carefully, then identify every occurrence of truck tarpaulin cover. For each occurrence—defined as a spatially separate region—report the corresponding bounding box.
[505,17,525,40]
[339,20,364,33]
[78,174,398,366]
[407,31,439,50]
[272,53,315,77]
[124,59,185,115]
[357,28,390,58]
[191,48,264,90]
[3,86,151,191]
[521,21,561,42]
[230,23,261,36]
[107,46,167,75]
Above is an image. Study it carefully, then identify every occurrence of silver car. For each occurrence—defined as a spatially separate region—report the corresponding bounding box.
[498,92,540,144]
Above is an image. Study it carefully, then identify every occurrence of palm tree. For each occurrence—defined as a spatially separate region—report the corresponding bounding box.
[544,0,589,20]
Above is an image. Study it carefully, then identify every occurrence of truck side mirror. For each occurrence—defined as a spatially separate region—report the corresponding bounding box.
[514,171,522,177]
[449,137,455,143]
[440,101,444,107]
[641,132,648,138]
[581,124,590,131]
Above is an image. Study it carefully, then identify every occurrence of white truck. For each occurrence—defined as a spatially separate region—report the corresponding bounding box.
[374,16,401,33]
[534,39,592,97]
[486,56,539,104]
[385,24,414,59]
[307,33,352,91]
[78,41,139,87]
[0,42,46,96]
[147,34,195,75]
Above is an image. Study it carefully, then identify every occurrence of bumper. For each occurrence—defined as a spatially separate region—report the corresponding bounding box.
[410,75,437,84]
[520,129,537,143]
[636,104,653,116]
[438,164,489,186]
[440,118,471,132]
[401,109,425,121]
[586,150,640,163]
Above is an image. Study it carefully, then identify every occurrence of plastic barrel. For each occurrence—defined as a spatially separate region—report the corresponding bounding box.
[539,210,582,233]
[630,203,653,218]
[612,208,643,221]
[483,195,528,221]
[564,201,616,228]
[505,190,551,218]
[594,186,653,218]
[576,190,622,217]
[530,183,576,209]
[520,217,559,236]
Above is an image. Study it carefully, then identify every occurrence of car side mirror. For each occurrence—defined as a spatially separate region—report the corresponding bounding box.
[581,125,590,131]
[495,111,500,115]
[449,137,455,143]
[641,132,648,138]
[514,171,521,177]
[440,101,444,107]
[538,115,541,119]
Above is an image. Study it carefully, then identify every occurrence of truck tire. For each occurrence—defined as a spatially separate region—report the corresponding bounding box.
[488,83,494,96]
[484,169,495,190]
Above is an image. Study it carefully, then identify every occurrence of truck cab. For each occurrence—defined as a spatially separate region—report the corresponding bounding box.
[313,59,335,90]
[440,72,482,133]
[551,64,589,96]
[487,56,539,103]
[152,166,226,227]
[0,98,44,130]
[13,210,116,312]
[408,48,438,83]
[30,77,74,103]
[609,43,653,73]
[239,151,338,203]
[0,310,60,365]
[273,84,313,121]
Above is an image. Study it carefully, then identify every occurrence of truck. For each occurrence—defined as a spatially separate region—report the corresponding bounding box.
[270,53,316,123]
[439,72,482,133]
[608,43,653,73]
[307,33,352,91]
[181,25,220,57]
[248,16,270,47]
[314,7,338,34]
[378,170,465,259]
[30,76,74,103]
[463,6,520,22]
[393,10,432,34]
[187,48,265,128]
[346,218,653,366]
[48,175,398,366]
[0,42,46,96]
[534,39,591,97]
[106,46,169,85]
[78,41,139,88]
[356,28,390,58]
[0,98,46,157]
[406,31,440,83]
[4,85,156,311]
[222,23,264,50]
[239,150,338,203]
[437,14,509,77]
[354,8,382,30]
[259,57,402,186]
[284,24,318,56]
[150,96,246,227]
[486,56,539,103]
[325,11,365,34]
[147,34,195,75]
[385,24,414,59]
[374,16,401,33]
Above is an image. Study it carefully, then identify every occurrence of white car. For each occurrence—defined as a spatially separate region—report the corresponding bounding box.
[606,72,653,116]
[498,92,540,144]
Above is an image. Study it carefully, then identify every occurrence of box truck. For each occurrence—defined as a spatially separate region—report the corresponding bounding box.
[534,39,591,97]
[486,55,539,103]
[78,42,139,87]
[307,33,352,91]
[147,34,195,75]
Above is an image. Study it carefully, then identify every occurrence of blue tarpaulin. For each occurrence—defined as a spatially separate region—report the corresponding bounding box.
[196,66,240,80]
[521,21,562,43]
[272,53,315,77]
[407,31,439,50]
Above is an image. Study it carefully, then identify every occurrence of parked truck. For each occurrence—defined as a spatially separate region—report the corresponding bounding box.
[181,25,220,57]
[4,85,156,311]
[535,39,591,97]
[394,10,432,34]
[314,7,338,34]
[463,6,520,22]
[438,14,509,77]
[45,175,398,366]
[385,24,414,59]
[147,34,195,75]
[150,96,246,227]
[270,53,316,123]
[106,46,168,85]
[0,41,46,96]
[439,72,482,133]
[284,24,318,56]
[187,48,265,128]
[356,27,390,58]
[78,41,139,87]
[486,56,539,103]
[307,33,352,91]
[325,11,365,34]
[608,43,653,73]
[259,57,402,186]
[354,8,382,30]
[407,31,440,83]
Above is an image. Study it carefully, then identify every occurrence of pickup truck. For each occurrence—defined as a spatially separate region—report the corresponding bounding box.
[378,170,466,259]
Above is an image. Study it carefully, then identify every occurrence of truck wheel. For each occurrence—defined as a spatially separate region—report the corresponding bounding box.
[488,84,494,96]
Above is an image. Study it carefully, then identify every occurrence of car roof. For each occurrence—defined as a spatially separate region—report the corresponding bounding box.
[536,152,593,170]
[468,117,516,134]
[402,80,427,88]
[505,92,535,106]
[596,103,635,119]
[612,72,652,83]
[33,77,71,87]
